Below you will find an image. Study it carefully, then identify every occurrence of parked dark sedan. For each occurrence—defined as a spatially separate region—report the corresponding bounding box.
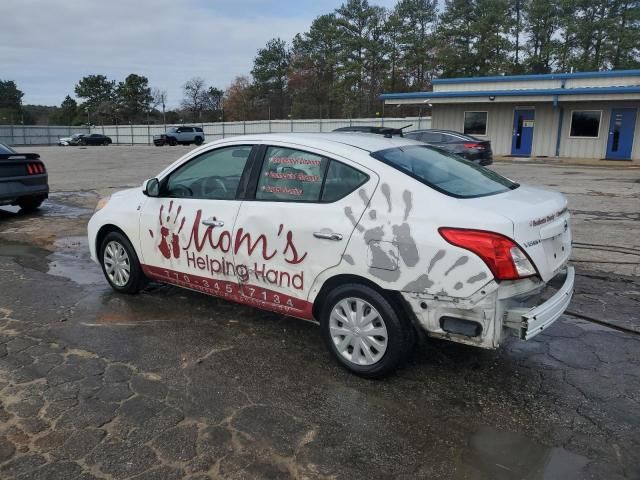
[404,129,493,165]
[74,133,112,146]
[0,144,48,212]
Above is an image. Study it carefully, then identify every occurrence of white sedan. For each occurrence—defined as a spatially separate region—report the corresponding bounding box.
[88,133,574,377]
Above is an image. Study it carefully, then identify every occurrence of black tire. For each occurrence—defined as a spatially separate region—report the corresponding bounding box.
[168,137,177,146]
[79,139,87,146]
[18,197,44,213]
[320,283,413,378]
[103,140,109,146]
[194,136,203,146]
[99,231,147,294]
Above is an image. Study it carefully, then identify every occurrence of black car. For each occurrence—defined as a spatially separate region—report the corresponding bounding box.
[0,144,48,212]
[74,133,112,146]
[333,126,405,137]
[404,129,493,165]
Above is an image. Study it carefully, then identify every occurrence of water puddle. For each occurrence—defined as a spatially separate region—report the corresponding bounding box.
[0,200,92,219]
[456,426,589,479]
[47,236,104,285]
[40,201,93,218]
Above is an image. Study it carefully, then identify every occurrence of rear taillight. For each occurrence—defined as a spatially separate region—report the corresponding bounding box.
[463,143,485,149]
[438,228,537,281]
[27,162,45,175]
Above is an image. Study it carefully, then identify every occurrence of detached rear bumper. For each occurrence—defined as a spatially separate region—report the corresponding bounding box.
[400,266,574,349]
[504,267,574,340]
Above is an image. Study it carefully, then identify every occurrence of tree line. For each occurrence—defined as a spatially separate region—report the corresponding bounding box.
[1,0,638,125]
[232,0,639,120]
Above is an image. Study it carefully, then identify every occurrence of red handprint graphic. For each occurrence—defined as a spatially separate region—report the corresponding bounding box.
[149,201,186,259]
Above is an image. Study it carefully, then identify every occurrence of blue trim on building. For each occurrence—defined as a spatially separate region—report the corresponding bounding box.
[431,69,640,85]
[380,85,640,101]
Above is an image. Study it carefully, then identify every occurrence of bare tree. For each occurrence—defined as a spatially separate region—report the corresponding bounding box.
[151,88,168,126]
[181,77,207,122]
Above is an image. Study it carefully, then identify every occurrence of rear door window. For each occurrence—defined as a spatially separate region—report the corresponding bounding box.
[321,161,368,202]
[421,132,446,143]
[372,145,516,198]
[256,147,328,201]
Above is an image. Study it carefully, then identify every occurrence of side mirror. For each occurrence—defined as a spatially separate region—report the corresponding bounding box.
[144,178,160,197]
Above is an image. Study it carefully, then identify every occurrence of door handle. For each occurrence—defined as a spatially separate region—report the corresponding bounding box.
[202,217,224,227]
[314,231,343,241]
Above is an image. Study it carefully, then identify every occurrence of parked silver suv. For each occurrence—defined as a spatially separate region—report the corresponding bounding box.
[154,126,205,146]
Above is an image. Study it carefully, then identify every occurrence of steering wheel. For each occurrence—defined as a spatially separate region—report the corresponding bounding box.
[170,184,193,198]
[200,176,228,197]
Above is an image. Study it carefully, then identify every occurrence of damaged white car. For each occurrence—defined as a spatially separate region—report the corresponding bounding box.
[88,132,573,377]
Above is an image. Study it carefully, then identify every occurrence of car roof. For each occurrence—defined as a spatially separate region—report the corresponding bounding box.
[216,132,423,153]
[408,129,471,137]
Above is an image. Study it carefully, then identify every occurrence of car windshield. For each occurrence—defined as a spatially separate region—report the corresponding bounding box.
[371,145,517,198]
[167,127,177,133]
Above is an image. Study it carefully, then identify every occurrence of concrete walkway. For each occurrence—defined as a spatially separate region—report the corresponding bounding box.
[494,155,640,168]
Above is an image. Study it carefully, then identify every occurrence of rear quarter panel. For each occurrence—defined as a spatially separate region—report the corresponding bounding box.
[311,165,515,301]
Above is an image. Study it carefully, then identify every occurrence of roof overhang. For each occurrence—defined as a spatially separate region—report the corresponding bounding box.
[381,86,640,105]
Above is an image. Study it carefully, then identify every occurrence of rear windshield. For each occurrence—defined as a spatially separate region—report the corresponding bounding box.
[371,145,517,198]
[0,144,16,154]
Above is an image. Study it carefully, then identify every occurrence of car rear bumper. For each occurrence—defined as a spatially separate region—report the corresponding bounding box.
[503,267,574,340]
[0,176,49,205]
[400,266,573,349]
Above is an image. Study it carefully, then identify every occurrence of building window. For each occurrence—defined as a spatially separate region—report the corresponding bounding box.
[464,111,488,136]
[569,111,601,138]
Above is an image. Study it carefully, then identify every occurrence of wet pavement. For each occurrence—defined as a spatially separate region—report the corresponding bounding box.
[0,146,638,479]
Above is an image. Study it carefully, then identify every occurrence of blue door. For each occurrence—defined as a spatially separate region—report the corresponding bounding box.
[606,108,636,160]
[511,109,535,156]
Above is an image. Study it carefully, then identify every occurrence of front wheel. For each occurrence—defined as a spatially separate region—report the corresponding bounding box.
[194,136,203,146]
[320,283,413,378]
[168,137,177,146]
[100,231,147,294]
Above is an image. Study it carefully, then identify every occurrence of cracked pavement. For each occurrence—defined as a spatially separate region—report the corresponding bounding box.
[0,147,638,479]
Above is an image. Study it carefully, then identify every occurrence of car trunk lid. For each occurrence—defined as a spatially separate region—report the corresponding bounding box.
[466,185,571,281]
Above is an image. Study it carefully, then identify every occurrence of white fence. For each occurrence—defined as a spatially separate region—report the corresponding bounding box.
[0,117,431,146]
[0,125,91,146]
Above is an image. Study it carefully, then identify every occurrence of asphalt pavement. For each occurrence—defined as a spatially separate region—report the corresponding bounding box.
[0,145,638,479]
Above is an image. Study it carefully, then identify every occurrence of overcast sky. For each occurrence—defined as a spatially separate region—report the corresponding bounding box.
[2,0,399,108]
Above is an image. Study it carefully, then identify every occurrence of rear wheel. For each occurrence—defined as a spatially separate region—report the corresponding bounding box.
[99,231,147,294]
[320,283,413,378]
[194,136,203,146]
[18,197,44,212]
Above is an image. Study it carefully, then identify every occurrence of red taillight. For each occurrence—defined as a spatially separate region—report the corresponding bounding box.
[438,228,536,281]
[26,163,45,175]
[463,143,484,149]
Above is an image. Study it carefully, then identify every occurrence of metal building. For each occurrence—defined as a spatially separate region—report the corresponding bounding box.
[380,70,640,162]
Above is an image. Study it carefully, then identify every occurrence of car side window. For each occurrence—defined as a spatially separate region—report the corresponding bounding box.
[256,147,328,202]
[421,132,444,143]
[164,145,252,200]
[321,161,368,202]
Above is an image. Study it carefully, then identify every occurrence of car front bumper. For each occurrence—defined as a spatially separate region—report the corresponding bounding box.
[400,266,574,348]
